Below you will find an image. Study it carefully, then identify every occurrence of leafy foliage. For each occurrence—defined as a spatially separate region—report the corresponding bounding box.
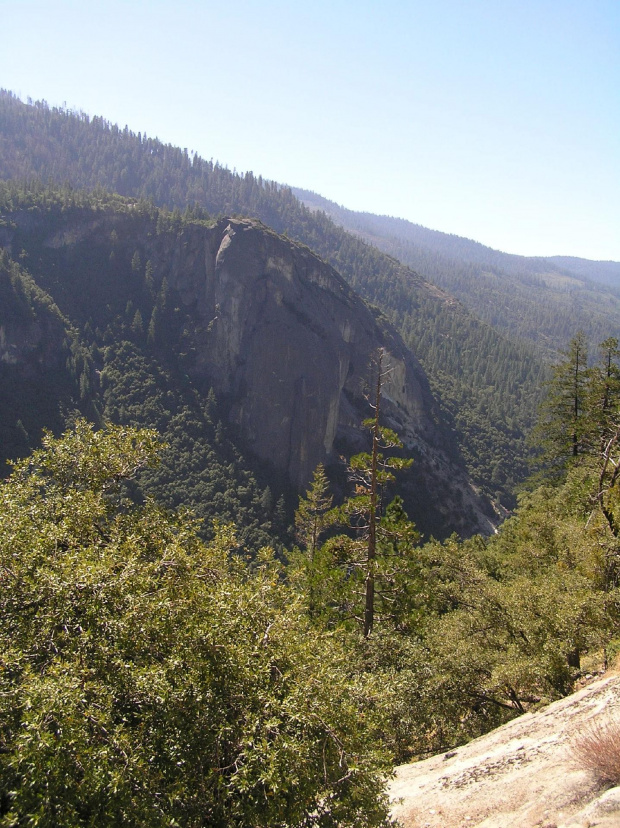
[285,337,620,759]
[0,421,395,827]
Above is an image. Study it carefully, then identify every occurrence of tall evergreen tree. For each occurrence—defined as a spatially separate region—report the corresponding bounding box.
[342,350,413,637]
[292,465,340,621]
[587,337,620,452]
[535,331,590,473]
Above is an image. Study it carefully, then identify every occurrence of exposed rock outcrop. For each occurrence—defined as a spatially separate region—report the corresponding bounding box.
[1,207,494,537]
[0,257,91,470]
[390,673,620,828]
[148,216,495,536]
[166,219,439,483]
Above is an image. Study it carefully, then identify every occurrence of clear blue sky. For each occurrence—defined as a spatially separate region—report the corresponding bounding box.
[2,0,619,260]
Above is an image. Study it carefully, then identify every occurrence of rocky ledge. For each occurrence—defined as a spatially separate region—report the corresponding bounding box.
[390,672,620,827]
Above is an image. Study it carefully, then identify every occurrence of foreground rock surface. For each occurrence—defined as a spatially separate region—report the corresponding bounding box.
[390,673,620,828]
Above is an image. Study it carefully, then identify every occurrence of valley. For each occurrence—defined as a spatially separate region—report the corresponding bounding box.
[1,91,620,828]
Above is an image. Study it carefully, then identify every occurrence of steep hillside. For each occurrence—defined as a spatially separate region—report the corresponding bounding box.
[0,250,95,469]
[293,187,620,357]
[0,91,545,504]
[548,255,620,290]
[0,186,494,538]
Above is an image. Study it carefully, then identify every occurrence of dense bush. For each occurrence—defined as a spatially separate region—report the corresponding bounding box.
[0,421,395,827]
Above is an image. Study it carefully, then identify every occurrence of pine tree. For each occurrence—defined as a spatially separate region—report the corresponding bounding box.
[535,331,589,473]
[295,464,335,559]
[144,259,154,293]
[587,337,620,452]
[342,349,413,636]
[131,309,144,337]
[293,464,339,620]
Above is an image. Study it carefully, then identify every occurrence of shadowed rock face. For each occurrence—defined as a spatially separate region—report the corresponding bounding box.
[1,208,495,536]
[164,218,441,490]
[157,217,494,535]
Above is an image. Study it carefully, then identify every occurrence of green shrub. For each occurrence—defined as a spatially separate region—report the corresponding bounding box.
[0,421,395,827]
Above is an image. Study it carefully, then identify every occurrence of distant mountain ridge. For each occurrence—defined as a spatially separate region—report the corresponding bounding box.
[547,256,620,289]
[292,187,620,356]
[292,187,620,286]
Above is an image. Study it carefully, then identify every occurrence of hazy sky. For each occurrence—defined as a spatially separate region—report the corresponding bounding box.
[2,0,619,260]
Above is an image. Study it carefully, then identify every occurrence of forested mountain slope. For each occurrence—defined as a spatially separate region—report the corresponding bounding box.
[547,256,620,290]
[293,187,620,357]
[0,184,494,538]
[0,91,544,504]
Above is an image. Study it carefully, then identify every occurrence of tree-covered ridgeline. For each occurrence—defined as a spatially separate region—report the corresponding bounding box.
[0,92,546,504]
[293,188,620,358]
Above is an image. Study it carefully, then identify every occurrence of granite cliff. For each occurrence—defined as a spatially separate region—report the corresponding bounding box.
[0,202,494,536]
[0,252,94,469]
[160,218,442,486]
